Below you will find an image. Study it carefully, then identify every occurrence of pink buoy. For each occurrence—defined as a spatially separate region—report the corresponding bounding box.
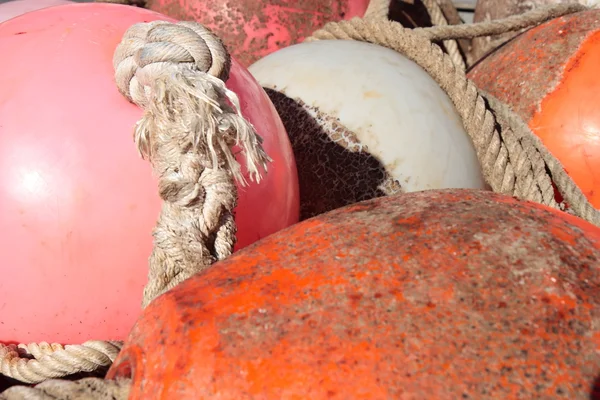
[0,3,299,344]
[146,0,370,66]
[0,0,71,23]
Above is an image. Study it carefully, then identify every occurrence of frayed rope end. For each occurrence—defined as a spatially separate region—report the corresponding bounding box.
[133,66,272,187]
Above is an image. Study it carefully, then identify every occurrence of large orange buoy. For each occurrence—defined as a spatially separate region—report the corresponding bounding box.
[108,189,600,399]
[468,9,600,209]
[469,0,599,64]
[145,0,370,66]
[0,0,71,23]
[0,3,299,344]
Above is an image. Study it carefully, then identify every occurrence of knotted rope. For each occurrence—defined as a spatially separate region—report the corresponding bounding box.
[0,19,269,392]
[113,20,270,307]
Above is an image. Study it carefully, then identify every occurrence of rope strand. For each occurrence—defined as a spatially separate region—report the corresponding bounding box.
[416,3,587,40]
[112,20,270,307]
[0,20,270,389]
[0,342,122,384]
[0,378,131,400]
[306,6,600,226]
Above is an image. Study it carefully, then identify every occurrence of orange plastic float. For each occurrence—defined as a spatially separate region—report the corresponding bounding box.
[0,0,71,23]
[145,0,370,66]
[468,9,600,209]
[108,189,600,399]
[0,3,299,344]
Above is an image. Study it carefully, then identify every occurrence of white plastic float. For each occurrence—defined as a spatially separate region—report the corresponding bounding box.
[249,40,487,218]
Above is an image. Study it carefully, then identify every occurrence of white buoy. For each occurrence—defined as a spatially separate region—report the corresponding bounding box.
[249,39,487,219]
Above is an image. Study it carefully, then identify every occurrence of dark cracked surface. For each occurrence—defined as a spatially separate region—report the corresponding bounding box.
[264,88,403,221]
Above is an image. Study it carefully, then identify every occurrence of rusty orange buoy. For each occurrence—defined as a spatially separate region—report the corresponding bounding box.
[468,9,600,209]
[468,0,598,64]
[108,189,600,399]
[145,0,370,66]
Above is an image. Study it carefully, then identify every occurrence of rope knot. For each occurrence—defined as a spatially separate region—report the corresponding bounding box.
[113,21,231,105]
[112,20,272,307]
[113,20,270,187]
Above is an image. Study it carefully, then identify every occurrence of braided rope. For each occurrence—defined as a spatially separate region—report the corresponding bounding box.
[422,0,465,70]
[306,5,600,226]
[363,0,390,20]
[0,342,122,384]
[0,20,269,388]
[113,20,270,307]
[0,378,131,400]
[416,3,587,40]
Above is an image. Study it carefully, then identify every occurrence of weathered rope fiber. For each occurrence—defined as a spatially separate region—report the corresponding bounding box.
[306,3,600,226]
[0,342,122,384]
[0,20,270,391]
[0,378,131,400]
[415,3,587,40]
[113,20,270,308]
[422,0,465,69]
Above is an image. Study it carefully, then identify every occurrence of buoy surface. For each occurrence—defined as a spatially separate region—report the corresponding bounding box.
[0,0,71,23]
[109,189,600,399]
[0,3,299,344]
[145,0,369,66]
[468,9,600,209]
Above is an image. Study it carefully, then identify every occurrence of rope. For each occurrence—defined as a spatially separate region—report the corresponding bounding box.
[363,0,390,20]
[366,0,466,69]
[113,20,270,307]
[422,0,465,70]
[0,20,269,387]
[415,3,587,40]
[0,378,131,400]
[306,4,600,227]
[0,342,122,384]
[435,0,470,58]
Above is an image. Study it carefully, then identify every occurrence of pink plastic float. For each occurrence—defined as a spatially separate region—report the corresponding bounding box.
[0,3,299,344]
[146,0,370,66]
[0,0,71,23]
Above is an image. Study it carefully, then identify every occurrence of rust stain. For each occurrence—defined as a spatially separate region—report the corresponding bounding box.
[362,90,383,99]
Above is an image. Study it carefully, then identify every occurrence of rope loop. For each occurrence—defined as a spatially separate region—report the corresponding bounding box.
[306,4,600,227]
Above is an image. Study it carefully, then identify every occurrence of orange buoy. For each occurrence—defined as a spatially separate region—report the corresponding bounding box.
[145,0,369,66]
[469,0,600,64]
[108,189,600,399]
[468,9,600,209]
[0,3,299,344]
[0,0,71,23]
